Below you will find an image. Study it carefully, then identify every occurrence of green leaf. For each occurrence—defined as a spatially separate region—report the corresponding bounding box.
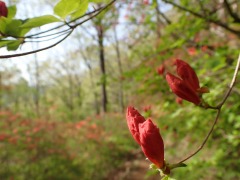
[0,18,27,36]
[89,0,110,2]
[6,40,22,50]
[5,19,22,36]
[7,5,17,19]
[162,176,176,180]
[54,0,80,19]
[0,18,7,33]
[21,15,61,28]
[0,39,23,51]
[162,176,169,180]
[0,40,12,48]
[71,0,89,20]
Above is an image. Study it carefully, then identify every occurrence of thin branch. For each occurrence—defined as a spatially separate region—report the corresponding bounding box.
[178,109,221,163]
[162,0,240,37]
[72,0,116,29]
[25,30,71,43]
[223,0,240,23]
[25,28,71,39]
[0,30,73,58]
[217,53,240,107]
[24,5,109,38]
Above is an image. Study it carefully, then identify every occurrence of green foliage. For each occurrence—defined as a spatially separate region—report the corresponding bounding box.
[0,0,240,179]
[20,15,61,28]
[7,5,17,19]
[54,0,88,20]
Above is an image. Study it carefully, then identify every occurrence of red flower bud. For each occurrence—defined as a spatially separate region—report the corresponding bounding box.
[176,97,183,105]
[0,1,8,17]
[175,59,200,91]
[139,119,164,168]
[143,0,149,5]
[143,105,151,112]
[166,72,201,105]
[126,106,146,145]
[157,64,165,75]
[187,47,197,56]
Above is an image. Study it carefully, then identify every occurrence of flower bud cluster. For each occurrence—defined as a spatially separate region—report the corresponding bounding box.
[126,59,207,175]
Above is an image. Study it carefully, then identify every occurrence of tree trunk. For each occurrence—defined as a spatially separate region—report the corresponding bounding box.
[97,24,108,113]
[34,53,40,118]
[113,25,124,112]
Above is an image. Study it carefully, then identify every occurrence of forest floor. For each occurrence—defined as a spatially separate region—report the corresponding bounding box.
[106,149,160,180]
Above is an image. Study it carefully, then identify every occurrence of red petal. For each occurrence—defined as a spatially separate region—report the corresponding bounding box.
[139,119,164,168]
[175,59,200,90]
[166,73,201,105]
[126,106,146,145]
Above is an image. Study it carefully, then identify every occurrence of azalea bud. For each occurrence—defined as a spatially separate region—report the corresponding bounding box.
[143,105,151,112]
[187,47,197,56]
[176,97,183,105]
[175,59,200,91]
[0,1,8,17]
[157,64,165,75]
[139,119,164,168]
[166,72,201,105]
[126,106,146,145]
[143,0,149,5]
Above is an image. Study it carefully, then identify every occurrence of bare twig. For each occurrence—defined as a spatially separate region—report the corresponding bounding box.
[223,0,240,23]
[162,0,240,37]
[218,54,240,107]
[178,109,221,163]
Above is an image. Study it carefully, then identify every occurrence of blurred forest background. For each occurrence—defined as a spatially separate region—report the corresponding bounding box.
[0,0,240,179]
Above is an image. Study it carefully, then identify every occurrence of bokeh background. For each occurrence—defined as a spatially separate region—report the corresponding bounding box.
[0,0,240,179]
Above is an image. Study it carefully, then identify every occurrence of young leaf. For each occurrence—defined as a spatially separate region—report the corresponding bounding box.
[71,0,88,20]
[0,18,7,33]
[7,5,17,19]
[6,40,22,50]
[0,40,12,48]
[162,176,176,180]
[0,38,24,50]
[54,0,80,19]
[5,19,22,36]
[21,15,61,29]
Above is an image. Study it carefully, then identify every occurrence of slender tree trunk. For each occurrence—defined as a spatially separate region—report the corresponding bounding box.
[113,25,124,112]
[97,24,108,113]
[80,48,100,115]
[90,69,100,115]
[34,53,40,118]
[154,0,161,38]
[68,73,74,120]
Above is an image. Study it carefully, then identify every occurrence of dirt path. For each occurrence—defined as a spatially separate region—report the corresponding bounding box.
[106,149,160,180]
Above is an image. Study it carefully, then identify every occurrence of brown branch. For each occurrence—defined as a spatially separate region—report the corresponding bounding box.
[217,53,240,107]
[0,30,73,58]
[72,0,116,29]
[177,109,221,163]
[162,0,240,37]
[25,4,112,38]
[223,0,240,23]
